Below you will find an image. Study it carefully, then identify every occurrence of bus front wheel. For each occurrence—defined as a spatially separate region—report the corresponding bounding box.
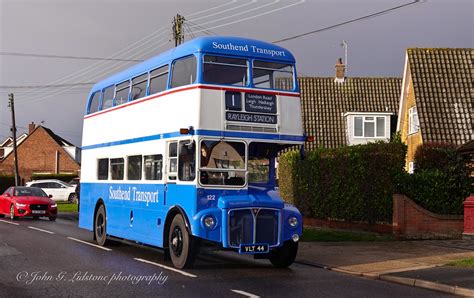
[94,205,109,246]
[269,240,298,268]
[168,214,197,269]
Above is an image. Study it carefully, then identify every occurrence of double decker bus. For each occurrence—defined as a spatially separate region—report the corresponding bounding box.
[79,36,304,269]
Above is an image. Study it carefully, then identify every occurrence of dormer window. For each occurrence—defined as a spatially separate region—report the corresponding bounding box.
[344,112,393,146]
[354,116,386,138]
[408,106,419,134]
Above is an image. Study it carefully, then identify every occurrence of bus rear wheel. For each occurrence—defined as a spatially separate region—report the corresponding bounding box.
[168,214,197,269]
[94,205,109,246]
[269,240,298,268]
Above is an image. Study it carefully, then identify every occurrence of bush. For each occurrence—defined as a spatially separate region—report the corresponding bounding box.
[0,175,15,193]
[414,142,458,172]
[30,173,78,183]
[396,170,470,215]
[279,141,407,224]
[396,142,473,215]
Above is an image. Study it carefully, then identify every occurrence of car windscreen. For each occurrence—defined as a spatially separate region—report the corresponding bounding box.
[14,187,48,197]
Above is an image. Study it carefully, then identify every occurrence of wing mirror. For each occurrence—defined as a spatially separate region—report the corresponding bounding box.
[48,194,53,198]
[4,193,10,197]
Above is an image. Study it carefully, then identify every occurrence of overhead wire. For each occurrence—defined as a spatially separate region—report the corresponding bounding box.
[272,0,424,43]
[12,0,253,103]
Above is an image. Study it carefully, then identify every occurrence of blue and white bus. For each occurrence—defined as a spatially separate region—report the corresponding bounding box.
[79,36,304,269]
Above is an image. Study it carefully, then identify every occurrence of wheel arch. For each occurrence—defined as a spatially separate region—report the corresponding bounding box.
[92,198,105,240]
[163,205,192,249]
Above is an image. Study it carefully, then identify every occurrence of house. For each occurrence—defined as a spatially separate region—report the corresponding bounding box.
[299,59,401,150]
[0,133,28,160]
[397,48,473,172]
[0,122,81,180]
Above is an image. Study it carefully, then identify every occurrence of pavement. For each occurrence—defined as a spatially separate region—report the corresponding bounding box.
[297,240,474,297]
[58,212,474,296]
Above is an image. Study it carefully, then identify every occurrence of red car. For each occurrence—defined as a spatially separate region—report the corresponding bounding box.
[0,186,57,221]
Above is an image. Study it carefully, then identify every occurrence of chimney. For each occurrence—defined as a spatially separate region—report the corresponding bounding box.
[334,58,346,83]
[28,122,36,134]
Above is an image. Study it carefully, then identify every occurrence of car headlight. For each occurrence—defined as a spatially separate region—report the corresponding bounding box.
[203,216,216,229]
[50,203,57,208]
[288,216,298,227]
[15,203,27,208]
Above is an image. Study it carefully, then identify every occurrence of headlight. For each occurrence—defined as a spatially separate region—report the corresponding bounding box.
[16,203,27,208]
[288,216,298,227]
[203,216,216,229]
[50,203,57,208]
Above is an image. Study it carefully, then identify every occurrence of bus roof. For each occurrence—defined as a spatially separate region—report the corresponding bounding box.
[91,36,296,92]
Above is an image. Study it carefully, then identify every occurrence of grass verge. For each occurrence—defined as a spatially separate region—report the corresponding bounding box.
[57,202,78,213]
[446,258,474,268]
[302,227,393,242]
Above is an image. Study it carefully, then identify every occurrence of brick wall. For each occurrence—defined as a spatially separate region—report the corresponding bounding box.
[0,127,80,180]
[393,194,464,239]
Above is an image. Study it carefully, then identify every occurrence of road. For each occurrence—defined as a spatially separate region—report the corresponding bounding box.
[0,216,452,297]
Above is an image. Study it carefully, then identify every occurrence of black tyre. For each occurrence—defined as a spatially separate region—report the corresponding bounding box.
[168,214,197,269]
[9,205,17,220]
[0,213,5,218]
[49,216,57,221]
[94,205,108,246]
[269,240,298,268]
[68,193,78,204]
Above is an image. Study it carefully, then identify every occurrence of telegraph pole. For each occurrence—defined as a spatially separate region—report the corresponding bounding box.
[8,93,20,186]
[172,14,185,47]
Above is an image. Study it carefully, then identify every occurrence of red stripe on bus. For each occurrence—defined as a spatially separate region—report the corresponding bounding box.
[84,85,300,119]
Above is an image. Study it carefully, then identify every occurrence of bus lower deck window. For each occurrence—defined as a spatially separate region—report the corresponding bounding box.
[178,140,196,182]
[97,158,109,180]
[144,154,163,180]
[127,155,142,180]
[110,158,124,180]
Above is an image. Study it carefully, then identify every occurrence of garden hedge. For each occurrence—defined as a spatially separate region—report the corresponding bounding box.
[279,141,406,224]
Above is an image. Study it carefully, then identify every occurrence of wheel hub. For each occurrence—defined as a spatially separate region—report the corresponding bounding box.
[171,227,183,257]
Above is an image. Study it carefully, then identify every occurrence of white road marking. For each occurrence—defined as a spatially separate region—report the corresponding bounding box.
[134,258,197,278]
[230,289,260,298]
[0,219,19,226]
[67,237,112,251]
[28,226,54,234]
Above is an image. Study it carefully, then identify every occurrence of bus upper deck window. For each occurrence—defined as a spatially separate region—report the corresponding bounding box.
[88,92,101,114]
[115,81,130,106]
[170,56,196,88]
[131,73,148,101]
[102,86,114,110]
[149,65,169,95]
[252,61,294,91]
[203,55,248,86]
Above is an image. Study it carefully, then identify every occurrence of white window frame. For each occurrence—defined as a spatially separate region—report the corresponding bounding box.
[408,106,419,134]
[353,116,387,139]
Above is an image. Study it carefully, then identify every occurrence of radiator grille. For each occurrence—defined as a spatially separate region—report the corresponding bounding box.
[228,208,280,248]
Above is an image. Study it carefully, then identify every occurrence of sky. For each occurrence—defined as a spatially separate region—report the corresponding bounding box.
[0,0,472,146]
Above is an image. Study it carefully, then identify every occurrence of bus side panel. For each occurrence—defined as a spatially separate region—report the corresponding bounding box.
[164,184,197,231]
[78,182,95,231]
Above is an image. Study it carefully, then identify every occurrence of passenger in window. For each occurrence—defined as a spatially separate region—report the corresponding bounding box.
[201,143,210,167]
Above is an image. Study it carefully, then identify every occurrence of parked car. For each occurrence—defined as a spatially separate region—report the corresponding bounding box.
[0,186,57,221]
[68,177,80,187]
[26,179,77,202]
